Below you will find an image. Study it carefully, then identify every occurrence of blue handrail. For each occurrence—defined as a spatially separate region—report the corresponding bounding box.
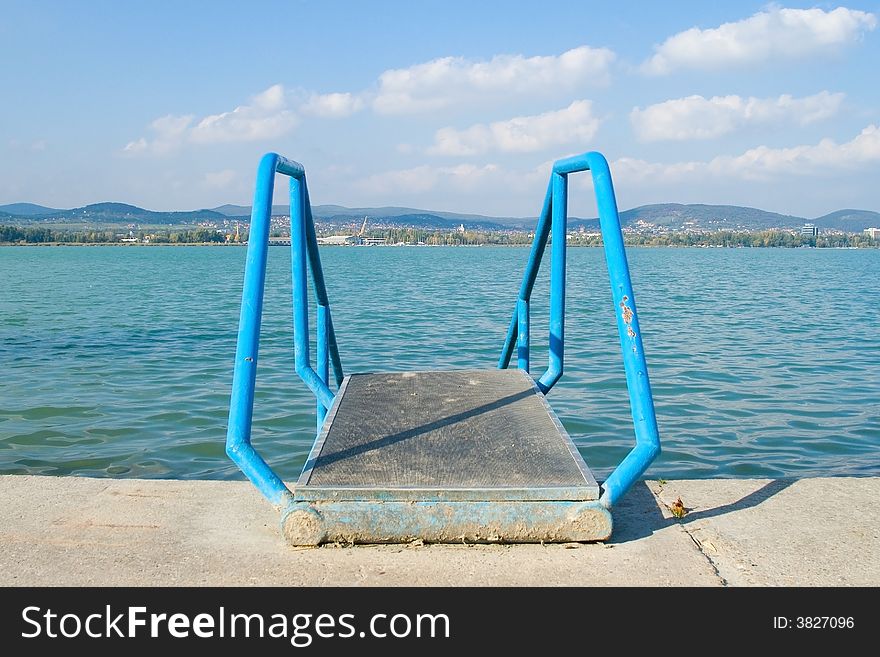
[498,152,661,507]
[229,150,659,511]
[226,152,343,505]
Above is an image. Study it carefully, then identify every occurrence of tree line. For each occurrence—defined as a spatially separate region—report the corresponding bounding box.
[366,228,877,248]
[2,223,876,248]
[612,230,877,249]
[0,225,239,244]
[376,227,533,246]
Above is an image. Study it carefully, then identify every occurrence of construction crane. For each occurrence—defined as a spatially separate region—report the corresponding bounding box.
[316,216,371,245]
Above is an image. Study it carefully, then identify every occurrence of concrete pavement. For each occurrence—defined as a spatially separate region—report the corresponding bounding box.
[0,474,876,586]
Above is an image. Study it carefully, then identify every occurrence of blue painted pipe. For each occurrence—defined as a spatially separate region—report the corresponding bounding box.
[302,185,344,387]
[290,176,335,410]
[585,153,660,507]
[516,299,529,372]
[302,186,331,306]
[226,153,292,506]
[498,310,518,370]
[316,304,329,432]
[274,155,305,179]
[499,151,661,508]
[499,172,571,394]
[537,171,568,393]
[227,153,344,505]
[516,180,554,302]
[498,180,553,369]
[327,315,344,388]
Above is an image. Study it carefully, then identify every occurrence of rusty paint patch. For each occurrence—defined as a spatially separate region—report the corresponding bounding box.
[627,326,636,338]
[619,295,634,324]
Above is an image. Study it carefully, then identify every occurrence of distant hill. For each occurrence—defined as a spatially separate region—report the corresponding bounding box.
[813,209,880,232]
[0,203,60,216]
[2,199,877,233]
[2,202,232,224]
[212,203,291,217]
[215,203,816,230]
[212,203,527,226]
[68,202,152,217]
[52,202,230,223]
[211,204,267,217]
[312,205,526,226]
[612,203,806,231]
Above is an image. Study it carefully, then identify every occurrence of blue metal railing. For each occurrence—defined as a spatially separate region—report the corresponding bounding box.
[498,152,661,508]
[226,152,343,505]
[228,150,659,512]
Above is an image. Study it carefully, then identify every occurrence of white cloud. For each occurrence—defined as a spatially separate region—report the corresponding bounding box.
[124,85,297,154]
[122,138,148,153]
[124,114,194,155]
[642,7,876,75]
[713,124,880,178]
[613,124,880,184]
[348,158,589,216]
[353,160,553,202]
[190,84,297,143]
[373,45,615,114]
[631,91,844,141]
[429,100,600,156]
[609,157,707,184]
[356,164,442,195]
[300,92,365,118]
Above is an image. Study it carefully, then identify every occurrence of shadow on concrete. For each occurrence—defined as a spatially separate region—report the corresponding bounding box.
[679,478,795,525]
[608,481,670,543]
[610,479,795,544]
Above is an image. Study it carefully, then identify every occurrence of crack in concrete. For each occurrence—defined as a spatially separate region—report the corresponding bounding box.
[679,524,728,587]
[649,482,728,587]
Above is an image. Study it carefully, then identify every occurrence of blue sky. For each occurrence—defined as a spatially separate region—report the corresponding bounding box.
[1,1,878,217]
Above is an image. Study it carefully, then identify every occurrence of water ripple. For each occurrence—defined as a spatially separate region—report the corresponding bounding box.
[0,245,878,481]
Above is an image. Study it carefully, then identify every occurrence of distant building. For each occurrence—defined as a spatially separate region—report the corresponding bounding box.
[457,224,465,233]
[316,235,357,245]
[361,236,387,246]
[801,223,818,237]
[864,227,880,239]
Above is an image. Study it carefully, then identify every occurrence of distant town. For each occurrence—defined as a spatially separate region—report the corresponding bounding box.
[1,201,878,248]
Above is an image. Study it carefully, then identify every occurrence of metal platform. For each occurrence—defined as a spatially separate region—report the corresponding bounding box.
[282,369,611,545]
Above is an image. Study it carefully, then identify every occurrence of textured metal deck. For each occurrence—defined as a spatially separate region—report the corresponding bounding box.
[297,369,598,500]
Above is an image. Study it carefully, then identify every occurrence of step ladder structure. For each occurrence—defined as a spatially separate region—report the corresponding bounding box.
[226,151,661,545]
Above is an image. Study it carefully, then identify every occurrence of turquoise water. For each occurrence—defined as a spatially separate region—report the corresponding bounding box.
[1,245,878,481]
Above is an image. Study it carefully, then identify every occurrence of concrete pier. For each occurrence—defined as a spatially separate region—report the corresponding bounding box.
[0,474,876,586]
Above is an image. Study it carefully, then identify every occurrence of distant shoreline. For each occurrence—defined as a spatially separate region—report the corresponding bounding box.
[1,242,877,250]
[0,241,247,247]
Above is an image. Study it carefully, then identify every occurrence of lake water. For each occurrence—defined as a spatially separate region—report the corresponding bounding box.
[1,245,878,482]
